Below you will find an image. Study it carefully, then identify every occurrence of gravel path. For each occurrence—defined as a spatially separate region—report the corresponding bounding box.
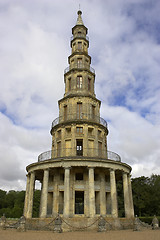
[0,229,160,240]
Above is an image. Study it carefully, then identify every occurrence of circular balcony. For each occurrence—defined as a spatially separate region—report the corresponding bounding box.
[71,34,89,41]
[38,149,121,162]
[51,113,107,130]
[64,64,95,74]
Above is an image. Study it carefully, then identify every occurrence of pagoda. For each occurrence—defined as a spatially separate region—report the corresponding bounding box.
[23,10,134,229]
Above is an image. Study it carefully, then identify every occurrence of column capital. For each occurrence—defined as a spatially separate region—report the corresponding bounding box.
[88,166,95,170]
[64,166,71,170]
[44,168,50,172]
[122,170,129,176]
[29,170,35,175]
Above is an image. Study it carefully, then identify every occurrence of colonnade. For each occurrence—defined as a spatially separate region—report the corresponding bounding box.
[23,167,134,219]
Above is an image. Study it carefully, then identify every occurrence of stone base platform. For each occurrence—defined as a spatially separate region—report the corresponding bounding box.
[25,217,134,232]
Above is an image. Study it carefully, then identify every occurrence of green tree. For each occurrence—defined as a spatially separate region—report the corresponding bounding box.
[0,189,6,209]
[132,176,150,216]
[117,179,125,217]
[147,174,160,216]
[132,175,160,217]
[32,190,41,218]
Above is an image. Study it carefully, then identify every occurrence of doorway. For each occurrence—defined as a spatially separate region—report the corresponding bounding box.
[76,139,83,156]
[75,191,84,214]
[58,191,64,214]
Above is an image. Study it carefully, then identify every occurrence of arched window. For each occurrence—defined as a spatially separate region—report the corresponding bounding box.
[77,76,83,89]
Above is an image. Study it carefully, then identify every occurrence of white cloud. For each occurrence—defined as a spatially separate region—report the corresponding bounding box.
[101,104,160,177]
[0,0,160,190]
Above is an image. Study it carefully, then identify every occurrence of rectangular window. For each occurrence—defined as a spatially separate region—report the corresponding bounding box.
[76,127,83,134]
[65,127,71,134]
[88,78,91,91]
[98,141,102,157]
[77,103,82,119]
[57,141,61,157]
[76,173,83,181]
[92,105,95,119]
[68,78,71,91]
[95,191,100,214]
[60,173,64,181]
[75,191,84,214]
[64,105,67,120]
[77,58,82,68]
[57,130,61,139]
[76,139,83,156]
[59,191,64,214]
[94,174,99,181]
[98,130,102,138]
[88,127,94,136]
[77,76,83,89]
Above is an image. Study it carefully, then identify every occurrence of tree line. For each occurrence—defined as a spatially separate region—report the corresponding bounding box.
[0,189,41,218]
[0,174,160,218]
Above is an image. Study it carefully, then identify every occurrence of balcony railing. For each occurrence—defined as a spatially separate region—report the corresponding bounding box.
[71,34,89,41]
[64,64,95,74]
[51,113,107,129]
[38,149,121,162]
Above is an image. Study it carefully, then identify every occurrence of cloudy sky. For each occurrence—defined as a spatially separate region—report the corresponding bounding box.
[0,0,160,191]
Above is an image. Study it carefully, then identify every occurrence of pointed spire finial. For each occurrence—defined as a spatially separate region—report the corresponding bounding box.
[76,8,83,25]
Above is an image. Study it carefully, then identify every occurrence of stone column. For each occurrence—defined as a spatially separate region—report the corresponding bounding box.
[53,173,59,216]
[84,170,88,216]
[110,169,118,218]
[123,172,131,218]
[128,175,134,218]
[23,174,30,217]
[100,172,106,216]
[26,171,35,218]
[63,167,70,217]
[88,167,95,217]
[40,169,49,218]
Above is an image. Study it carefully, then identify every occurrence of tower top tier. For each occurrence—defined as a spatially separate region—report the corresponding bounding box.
[64,10,96,99]
[76,10,84,25]
[72,10,88,35]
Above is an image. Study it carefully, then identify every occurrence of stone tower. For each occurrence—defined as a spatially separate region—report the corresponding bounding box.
[24,11,134,224]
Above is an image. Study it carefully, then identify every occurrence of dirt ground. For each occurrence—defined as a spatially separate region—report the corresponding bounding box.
[0,229,160,240]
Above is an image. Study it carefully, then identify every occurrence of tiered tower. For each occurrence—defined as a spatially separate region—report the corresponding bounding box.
[24,11,134,223]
